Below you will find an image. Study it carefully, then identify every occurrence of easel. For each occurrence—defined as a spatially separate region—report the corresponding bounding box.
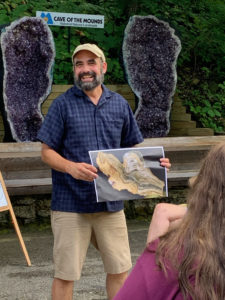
[0,171,31,266]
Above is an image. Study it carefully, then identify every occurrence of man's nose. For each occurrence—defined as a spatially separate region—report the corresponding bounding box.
[81,63,90,73]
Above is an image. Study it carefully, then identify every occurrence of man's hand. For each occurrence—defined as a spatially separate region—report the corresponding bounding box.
[160,157,171,171]
[66,161,98,181]
[41,143,98,182]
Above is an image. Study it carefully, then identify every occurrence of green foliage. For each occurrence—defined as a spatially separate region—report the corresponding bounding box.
[178,67,225,132]
[0,0,225,131]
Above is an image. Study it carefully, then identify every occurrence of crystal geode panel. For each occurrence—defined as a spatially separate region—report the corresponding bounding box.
[0,23,15,142]
[123,15,181,138]
[1,17,55,142]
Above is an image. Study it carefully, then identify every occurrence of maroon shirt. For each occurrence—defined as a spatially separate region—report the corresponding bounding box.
[113,239,193,300]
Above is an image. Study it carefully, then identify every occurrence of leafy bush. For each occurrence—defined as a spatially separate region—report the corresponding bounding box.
[178,67,225,132]
[0,0,225,131]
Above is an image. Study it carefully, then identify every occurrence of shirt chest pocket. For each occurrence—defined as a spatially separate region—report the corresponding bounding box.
[100,115,124,129]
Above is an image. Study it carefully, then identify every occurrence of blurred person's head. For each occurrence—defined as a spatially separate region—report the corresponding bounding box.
[156,142,225,300]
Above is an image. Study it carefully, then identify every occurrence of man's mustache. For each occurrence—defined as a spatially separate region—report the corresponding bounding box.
[78,71,96,80]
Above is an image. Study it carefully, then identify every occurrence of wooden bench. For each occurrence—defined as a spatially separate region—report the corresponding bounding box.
[1,135,225,195]
[138,136,225,186]
[0,142,51,195]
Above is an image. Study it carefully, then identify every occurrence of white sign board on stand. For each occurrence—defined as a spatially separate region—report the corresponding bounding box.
[0,181,7,208]
[0,172,31,266]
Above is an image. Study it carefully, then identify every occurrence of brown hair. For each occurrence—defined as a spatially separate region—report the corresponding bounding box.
[155,142,225,300]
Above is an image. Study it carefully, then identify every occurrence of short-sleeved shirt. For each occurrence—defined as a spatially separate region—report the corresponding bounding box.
[113,239,193,300]
[37,84,143,213]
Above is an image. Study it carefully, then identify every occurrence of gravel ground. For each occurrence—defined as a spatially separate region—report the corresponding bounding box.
[0,220,149,300]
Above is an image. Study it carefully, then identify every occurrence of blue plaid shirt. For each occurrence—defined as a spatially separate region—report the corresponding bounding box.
[37,84,143,213]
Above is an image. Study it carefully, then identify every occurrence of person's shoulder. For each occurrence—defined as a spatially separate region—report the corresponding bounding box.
[103,84,127,103]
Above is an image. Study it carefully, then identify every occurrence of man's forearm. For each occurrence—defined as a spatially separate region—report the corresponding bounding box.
[41,143,71,173]
[41,143,98,181]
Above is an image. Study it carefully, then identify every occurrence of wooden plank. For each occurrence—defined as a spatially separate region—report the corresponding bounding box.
[44,92,64,100]
[4,176,52,195]
[6,185,52,196]
[171,106,186,114]
[106,84,134,93]
[0,152,41,159]
[2,169,51,180]
[170,120,196,129]
[167,171,198,180]
[137,136,225,151]
[0,142,42,153]
[166,150,206,162]
[170,113,191,121]
[51,85,72,92]
[186,128,214,136]
[42,99,54,107]
[171,101,185,108]
[169,128,214,137]
[0,136,224,155]
[5,178,52,187]
[41,107,49,115]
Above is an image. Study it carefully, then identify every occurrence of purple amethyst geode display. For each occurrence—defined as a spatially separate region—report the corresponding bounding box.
[123,15,181,137]
[1,17,55,142]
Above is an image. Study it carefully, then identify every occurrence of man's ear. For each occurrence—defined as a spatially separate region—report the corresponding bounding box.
[102,62,107,74]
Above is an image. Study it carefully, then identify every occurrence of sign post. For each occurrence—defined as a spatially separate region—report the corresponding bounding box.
[0,172,31,266]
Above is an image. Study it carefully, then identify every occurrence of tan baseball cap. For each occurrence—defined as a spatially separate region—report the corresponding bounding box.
[72,43,106,63]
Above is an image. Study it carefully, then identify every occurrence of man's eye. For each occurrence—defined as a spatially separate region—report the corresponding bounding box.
[75,62,82,67]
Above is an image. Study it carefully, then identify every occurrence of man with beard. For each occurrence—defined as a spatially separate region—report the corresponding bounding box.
[37,44,171,300]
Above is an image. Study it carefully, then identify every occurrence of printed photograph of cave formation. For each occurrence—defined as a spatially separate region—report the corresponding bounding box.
[89,146,167,202]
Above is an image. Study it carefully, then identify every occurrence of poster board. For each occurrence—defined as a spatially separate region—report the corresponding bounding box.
[0,172,31,266]
[89,146,168,203]
[0,177,8,212]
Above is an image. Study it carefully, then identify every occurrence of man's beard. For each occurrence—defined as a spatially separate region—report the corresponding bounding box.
[74,70,104,91]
